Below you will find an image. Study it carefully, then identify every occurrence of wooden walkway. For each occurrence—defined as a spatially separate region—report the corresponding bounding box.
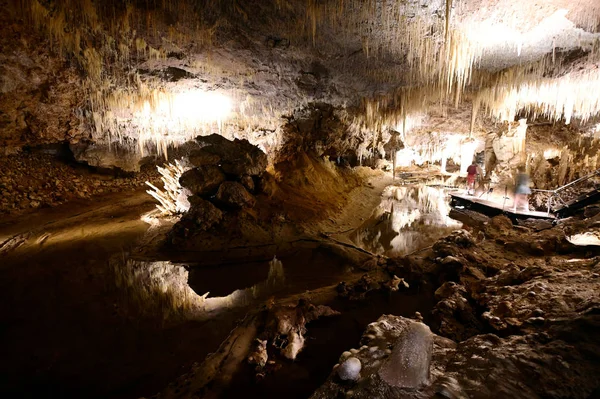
[450,192,556,220]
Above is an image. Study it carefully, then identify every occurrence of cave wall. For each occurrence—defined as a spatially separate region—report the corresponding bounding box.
[0,6,85,154]
[1,1,599,169]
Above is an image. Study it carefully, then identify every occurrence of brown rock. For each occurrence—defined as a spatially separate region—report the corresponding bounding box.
[240,175,255,192]
[197,134,267,177]
[257,172,278,197]
[215,181,256,209]
[183,198,223,231]
[179,165,225,196]
[378,323,432,388]
[188,149,221,167]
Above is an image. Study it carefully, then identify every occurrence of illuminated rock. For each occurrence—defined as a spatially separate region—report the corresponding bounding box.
[179,165,226,197]
[338,357,362,381]
[197,134,267,177]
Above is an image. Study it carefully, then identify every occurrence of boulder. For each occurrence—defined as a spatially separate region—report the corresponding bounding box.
[215,181,256,209]
[183,198,223,231]
[378,323,433,388]
[517,218,553,232]
[196,134,267,177]
[179,165,225,196]
[188,148,221,167]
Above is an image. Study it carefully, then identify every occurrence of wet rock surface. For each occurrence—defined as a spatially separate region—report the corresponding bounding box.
[312,212,600,399]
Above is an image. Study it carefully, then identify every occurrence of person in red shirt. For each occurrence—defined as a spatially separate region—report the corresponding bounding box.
[466,161,479,195]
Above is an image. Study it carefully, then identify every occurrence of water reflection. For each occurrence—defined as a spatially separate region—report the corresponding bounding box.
[350,185,462,257]
[114,256,286,321]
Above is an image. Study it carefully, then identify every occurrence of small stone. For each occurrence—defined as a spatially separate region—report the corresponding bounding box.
[531,308,544,317]
[337,357,361,381]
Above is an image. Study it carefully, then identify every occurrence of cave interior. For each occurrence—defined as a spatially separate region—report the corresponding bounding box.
[1,1,600,398]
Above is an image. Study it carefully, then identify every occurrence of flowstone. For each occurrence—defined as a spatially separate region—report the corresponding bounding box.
[378,323,432,388]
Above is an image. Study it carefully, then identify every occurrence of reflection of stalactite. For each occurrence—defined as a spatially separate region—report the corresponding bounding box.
[114,257,287,321]
[358,185,462,255]
[267,256,285,288]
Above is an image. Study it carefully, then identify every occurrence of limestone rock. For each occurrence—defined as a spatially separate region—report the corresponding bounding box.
[240,175,255,192]
[188,148,221,167]
[281,330,305,360]
[248,339,268,368]
[183,198,223,231]
[179,165,225,197]
[257,172,279,197]
[337,357,361,381]
[197,134,267,177]
[215,181,256,209]
[378,323,432,388]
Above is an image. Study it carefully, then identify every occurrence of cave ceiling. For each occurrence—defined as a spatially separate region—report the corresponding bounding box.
[1,0,600,157]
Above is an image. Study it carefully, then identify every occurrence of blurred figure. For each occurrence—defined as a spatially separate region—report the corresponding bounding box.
[466,161,481,195]
[513,166,531,211]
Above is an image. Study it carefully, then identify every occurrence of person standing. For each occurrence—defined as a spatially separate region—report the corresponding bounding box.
[513,166,531,211]
[466,161,479,195]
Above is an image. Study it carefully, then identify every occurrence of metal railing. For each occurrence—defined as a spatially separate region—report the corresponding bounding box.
[531,168,600,215]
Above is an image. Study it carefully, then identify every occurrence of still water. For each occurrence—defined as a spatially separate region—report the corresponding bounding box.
[350,184,462,257]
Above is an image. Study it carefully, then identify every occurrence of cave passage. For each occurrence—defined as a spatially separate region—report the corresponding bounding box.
[2,1,600,398]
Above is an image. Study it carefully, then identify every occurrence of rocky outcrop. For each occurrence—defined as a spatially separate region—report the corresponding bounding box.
[188,149,221,167]
[181,198,223,231]
[344,212,600,399]
[179,165,226,197]
[215,181,256,209]
[311,308,600,399]
[170,135,272,241]
[197,134,268,177]
[259,300,341,362]
[0,7,84,153]
[310,316,439,399]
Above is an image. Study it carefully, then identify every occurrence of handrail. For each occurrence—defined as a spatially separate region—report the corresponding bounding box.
[554,169,600,193]
[530,168,600,215]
